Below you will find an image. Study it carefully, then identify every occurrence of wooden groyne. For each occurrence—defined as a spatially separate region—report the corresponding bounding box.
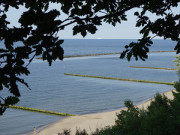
[130,66,176,70]
[36,51,176,60]
[36,52,120,60]
[64,73,174,86]
[8,105,75,116]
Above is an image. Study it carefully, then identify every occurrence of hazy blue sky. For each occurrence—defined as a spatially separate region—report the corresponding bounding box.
[59,9,142,39]
[6,4,179,39]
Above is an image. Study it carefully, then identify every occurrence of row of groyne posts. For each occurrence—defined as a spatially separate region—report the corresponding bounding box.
[7,105,76,135]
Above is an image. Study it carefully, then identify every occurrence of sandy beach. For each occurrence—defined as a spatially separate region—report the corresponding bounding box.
[33,90,174,135]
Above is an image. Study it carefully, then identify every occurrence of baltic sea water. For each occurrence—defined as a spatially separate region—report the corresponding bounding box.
[0,39,178,135]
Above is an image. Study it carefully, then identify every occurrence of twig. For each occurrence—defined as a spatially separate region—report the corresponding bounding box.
[25,51,36,68]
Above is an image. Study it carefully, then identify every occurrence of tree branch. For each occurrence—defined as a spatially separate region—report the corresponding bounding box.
[58,0,149,29]
[25,52,36,68]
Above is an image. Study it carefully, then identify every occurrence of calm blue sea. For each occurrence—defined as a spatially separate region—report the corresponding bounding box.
[0,39,178,135]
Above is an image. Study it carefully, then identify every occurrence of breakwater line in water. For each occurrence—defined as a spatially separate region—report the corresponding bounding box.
[64,73,174,86]
[130,66,176,70]
[8,105,75,116]
[36,52,120,59]
[36,51,175,59]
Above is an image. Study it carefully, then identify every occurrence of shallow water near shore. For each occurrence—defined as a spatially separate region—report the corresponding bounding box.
[0,39,178,135]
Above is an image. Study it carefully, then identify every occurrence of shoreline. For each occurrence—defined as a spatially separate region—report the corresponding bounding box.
[31,89,174,135]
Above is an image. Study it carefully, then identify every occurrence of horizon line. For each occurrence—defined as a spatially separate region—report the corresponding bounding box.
[60,38,168,40]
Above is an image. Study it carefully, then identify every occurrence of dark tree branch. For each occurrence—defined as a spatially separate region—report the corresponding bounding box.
[58,0,150,29]
[25,53,36,68]
[25,50,37,68]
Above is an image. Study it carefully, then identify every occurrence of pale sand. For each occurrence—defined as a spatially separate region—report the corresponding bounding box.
[34,90,174,135]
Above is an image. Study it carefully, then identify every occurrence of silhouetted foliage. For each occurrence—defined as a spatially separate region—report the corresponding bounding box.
[116,94,180,135]
[58,129,89,135]
[75,129,88,135]
[58,129,71,135]
[0,1,180,114]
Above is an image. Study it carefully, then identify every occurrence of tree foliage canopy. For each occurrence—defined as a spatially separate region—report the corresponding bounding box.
[0,0,180,114]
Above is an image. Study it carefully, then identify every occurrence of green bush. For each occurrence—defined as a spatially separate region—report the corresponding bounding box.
[94,126,122,135]
[101,91,180,135]
[75,129,88,135]
[115,100,145,135]
[144,94,176,135]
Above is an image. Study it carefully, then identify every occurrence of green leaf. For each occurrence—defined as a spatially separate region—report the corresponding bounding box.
[5,96,19,105]
[175,42,180,54]
[0,83,3,90]
[127,52,132,61]
[44,3,49,11]
[81,30,87,37]
[73,26,79,35]
[56,40,64,45]
[120,51,126,59]
[134,12,139,16]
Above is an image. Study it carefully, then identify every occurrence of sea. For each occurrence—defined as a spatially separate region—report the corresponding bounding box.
[0,39,179,135]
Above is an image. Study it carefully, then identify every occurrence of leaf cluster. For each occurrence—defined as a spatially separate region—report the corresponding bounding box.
[120,0,180,61]
[120,37,152,61]
[0,0,64,114]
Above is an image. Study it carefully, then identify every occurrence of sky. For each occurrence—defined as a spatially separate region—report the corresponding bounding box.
[6,3,180,39]
[59,9,142,39]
